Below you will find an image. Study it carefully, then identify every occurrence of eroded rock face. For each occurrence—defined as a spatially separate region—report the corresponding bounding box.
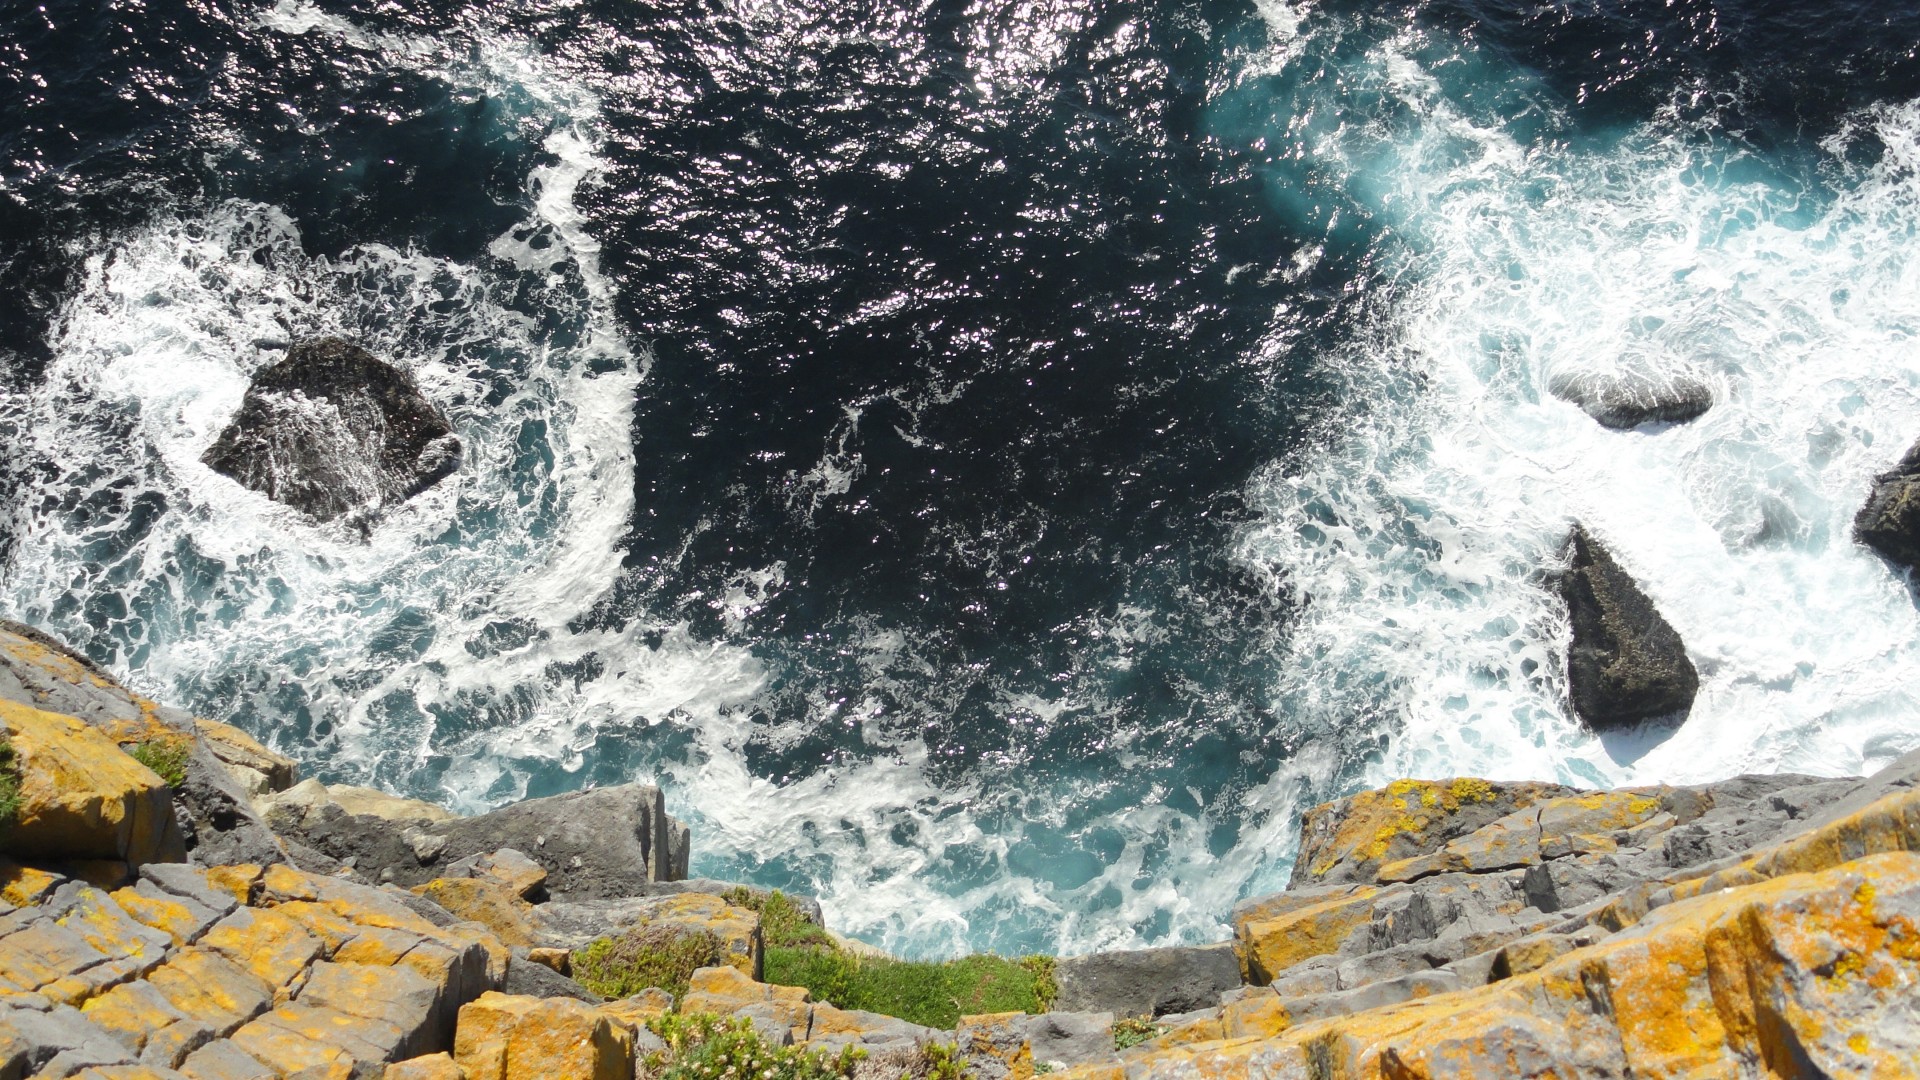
[1854,437,1920,572]
[1555,526,1698,730]
[1547,368,1713,430]
[203,337,460,522]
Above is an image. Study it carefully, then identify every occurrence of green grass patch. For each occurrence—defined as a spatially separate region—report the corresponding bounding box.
[721,887,837,949]
[644,1012,865,1080]
[128,737,190,787]
[765,946,1056,1030]
[0,736,21,838]
[572,925,727,1002]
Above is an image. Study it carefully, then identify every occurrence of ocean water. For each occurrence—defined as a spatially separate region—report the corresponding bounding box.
[2,0,1918,959]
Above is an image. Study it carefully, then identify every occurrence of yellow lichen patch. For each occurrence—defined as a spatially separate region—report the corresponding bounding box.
[204,864,265,906]
[411,878,537,948]
[200,908,326,990]
[455,992,633,1080]
[0,699,185,866]
[1444,777,1496,809]
[1237,888,1380,984]
[110,887,202,945]
[0,858,61,906]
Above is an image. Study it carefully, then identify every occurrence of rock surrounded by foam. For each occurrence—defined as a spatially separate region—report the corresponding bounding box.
[1854,437,1920,572]
[202,338,461,523]
[1546,368,1714,430]
[1554,526,1698,731]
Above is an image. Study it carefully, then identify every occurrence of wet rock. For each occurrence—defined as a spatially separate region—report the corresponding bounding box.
[1854,437,1920,571]
[1555,526,1699,730]
[1052,943,1240,1019]
[202,337,461,523]
[1548,367,1714,429]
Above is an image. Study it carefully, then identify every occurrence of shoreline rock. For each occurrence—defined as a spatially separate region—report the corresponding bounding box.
[1547,367,1714,430]
[1854,435,1920,572]
[202,337,461,524]
[1554,525,1699,730]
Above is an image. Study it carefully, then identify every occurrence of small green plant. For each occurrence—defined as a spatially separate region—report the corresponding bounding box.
[0,736,22,837]
[1032,1063,1055,1075]
[572,925,726,1002]
[1017,955,1058,1012]
[641,1012,864,1080]
[722,887,838,949]
[128,737,190,787]
[1112,1017,1163,1051]
[918,1042,969,1080]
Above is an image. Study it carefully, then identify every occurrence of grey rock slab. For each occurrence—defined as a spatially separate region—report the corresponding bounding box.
[137,866,238,922]
[178,1038,276,1080]
[1023,1011,1115,1067]
[1281,968,1462,1026]
[296,962,441,1062]
[2,1003,136,1078]
[731,1004,796,1048]
[120,878,224,946]
[276,782,688,900]
[1053,943,1241,1019]
[1265,956,1341,997]
[501,952,602,1004]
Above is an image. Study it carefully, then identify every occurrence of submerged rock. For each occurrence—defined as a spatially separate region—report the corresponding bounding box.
[1554,526,1698,730]
[1547,368,1713,429]
[1853,436,1920,572]
[203,337,460,522]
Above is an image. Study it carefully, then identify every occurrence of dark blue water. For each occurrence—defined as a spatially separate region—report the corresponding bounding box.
[4,0,1920,956]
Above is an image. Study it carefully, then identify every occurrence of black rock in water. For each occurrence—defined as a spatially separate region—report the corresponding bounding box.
[1853,438,1920,572]
[1547,369,1713,430]
[203,338,460,522]
[1554,526,1699,730]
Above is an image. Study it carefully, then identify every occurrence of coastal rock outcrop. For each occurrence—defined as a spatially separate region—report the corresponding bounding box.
[1547,367,1714,429]
[202,337,461,523]
[7,614,1920,1079]
[1554,526,1699,730]
[1854,436,1920,572]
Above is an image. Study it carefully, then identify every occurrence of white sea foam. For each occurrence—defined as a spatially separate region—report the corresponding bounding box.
[1236,5,1920,850]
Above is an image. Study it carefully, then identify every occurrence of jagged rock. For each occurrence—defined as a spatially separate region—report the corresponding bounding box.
[1053,944,1240,1019]
[1854,437,1920,571]
[805,1002,941,1051]
[501,951,601,1004]
[273,782,688,899]
[1286,779,1575,889]
[1555,526,1699,730]
[409,878,538,948]
[1547,367,1714,429]
[441,848,547,901]
[0,700,187,871]
[202,337,461,523]
[957,1011,1035,1080]
[191,720,295,798]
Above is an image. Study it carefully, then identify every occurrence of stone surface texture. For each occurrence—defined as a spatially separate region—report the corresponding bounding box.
[1855,435,1920,571]
[201,337,461,523]
[1555,525,1700,730]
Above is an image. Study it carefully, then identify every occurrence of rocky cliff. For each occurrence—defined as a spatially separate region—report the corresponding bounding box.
[2,619,1917,1079]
